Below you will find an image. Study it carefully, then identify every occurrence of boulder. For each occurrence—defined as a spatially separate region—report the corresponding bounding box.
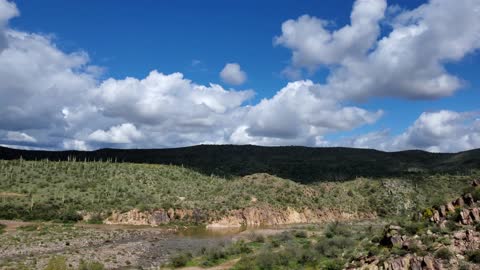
[464,193,474,206]
[438,205,447,217]
[471,208,480,222]
[460,209,473,225]
[472,179,480,187]
[446,202,455,213]
[454,197,465,207]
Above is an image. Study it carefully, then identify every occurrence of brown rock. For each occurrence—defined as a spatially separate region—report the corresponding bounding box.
[167,208,175,219]
[471,208,480,222]
[410,257,422,270]
[423,256,435,270]
[454,197,465,207]
[472,179,480,187]
[438,205,447,217]
[460,209,473,225]
[454,231,466,240]
[446,202,455,213]
[431,210,441,223]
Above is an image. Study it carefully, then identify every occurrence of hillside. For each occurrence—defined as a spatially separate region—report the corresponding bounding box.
[0,159,477,223]
[1,145,480,182]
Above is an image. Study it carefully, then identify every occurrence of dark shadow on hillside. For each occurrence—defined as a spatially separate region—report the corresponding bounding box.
[0,145,479,182]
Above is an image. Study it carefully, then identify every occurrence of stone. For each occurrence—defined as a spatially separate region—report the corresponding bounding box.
[439,205,447,217]
[167,208,175,219]
[454,231,466,240]
[431,210,441,223]
[464,193,474,206]
[454,197,465,207]
[471,208,480,222]
[460,209,472,225]
[423,256,435,270]
[446,202,455,213]
[410,257,422,270]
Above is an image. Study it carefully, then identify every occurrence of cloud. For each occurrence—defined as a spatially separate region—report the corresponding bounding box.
[0,0,17,50]
[94,70,254,126]
[0,0,479,153]
[275,0,386,68]
[220,63,247,85]
[392,110,480,152]
[276,0,480,99]
[88,123,143,144]
[5,131,36,143]
[0,30,97,132]
[240,80,382,143]
[337,111,480,153]
[62,139,89,151]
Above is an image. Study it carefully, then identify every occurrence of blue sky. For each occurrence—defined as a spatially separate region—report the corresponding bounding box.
[0,0,479,152]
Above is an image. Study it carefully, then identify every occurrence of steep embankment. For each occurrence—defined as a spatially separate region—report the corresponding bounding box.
[1,145,479,182]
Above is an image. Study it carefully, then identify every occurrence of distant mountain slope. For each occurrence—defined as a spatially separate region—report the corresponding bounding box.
[0,145,479,182]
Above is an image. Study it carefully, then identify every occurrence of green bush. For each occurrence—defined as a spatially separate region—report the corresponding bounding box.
[321,259,345,270]
[254,251,277,270]
[78,260,105,270]
[472,187,480,201]
[170,252,192,268]
[0,223,5,234]
[435,247,453,260]
[44,257,68,270]
[86,214,103,224]
[294,230,308,238]
[466,250,480,263]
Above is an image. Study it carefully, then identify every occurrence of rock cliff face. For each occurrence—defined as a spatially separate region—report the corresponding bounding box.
[206,207,375,228]
[104,208,198,226]
[103,207,375,227]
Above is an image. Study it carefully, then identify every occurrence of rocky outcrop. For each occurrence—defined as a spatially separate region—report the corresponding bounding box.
[206,206,375,228]
[420,181,480,226]
[103,206,375,227]
[351,254,443,270]
[104,208,198,226]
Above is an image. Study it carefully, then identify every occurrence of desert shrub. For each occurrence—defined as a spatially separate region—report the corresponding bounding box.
[254,251,277,270]
[78,260,105,270]
[321,259,345,270]
[315,236,354,258]
[18,224,38,231]
[466,250,480,263]
[435,247,453,260]
[170,252,192,268]
[294,230,308,238]
[86,214,103,224]
[403,221,427,235]
[233,256,256,270]
[325,222,352,238]
[472,187,480,201]
[201,246,228,267]
[44,257,68,270]
[227,240,252,255]
[248,233,265,243]
[423,208,434,219]
[444,220,460,232]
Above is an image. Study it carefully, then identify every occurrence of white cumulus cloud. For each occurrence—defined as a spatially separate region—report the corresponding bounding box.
[276,0,480,100]
[220,63,247,85]
[88,123,143,144]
